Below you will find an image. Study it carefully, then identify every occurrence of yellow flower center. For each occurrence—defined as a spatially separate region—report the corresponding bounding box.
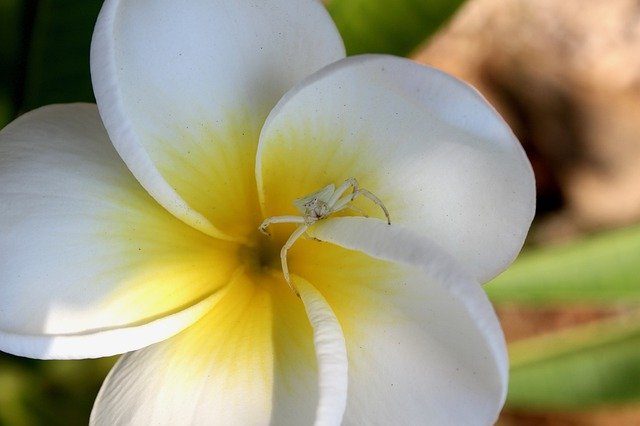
[250,178,390,295]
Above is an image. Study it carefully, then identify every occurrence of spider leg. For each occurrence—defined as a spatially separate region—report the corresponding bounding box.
[357,188,391,225]
[281,223,309,296]
[345,204,368,217]
[332,193,359,212]
[259,215,305,236]
[331,186,391,224]
[327,177,359,209]
[302,231,321,241]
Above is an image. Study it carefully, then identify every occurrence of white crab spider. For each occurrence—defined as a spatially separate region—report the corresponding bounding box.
[259,177,391,295]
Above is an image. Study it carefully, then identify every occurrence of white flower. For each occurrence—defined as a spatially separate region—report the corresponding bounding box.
[0,0,535,424]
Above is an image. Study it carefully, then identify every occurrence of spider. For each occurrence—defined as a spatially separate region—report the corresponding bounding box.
[259,177,391,295]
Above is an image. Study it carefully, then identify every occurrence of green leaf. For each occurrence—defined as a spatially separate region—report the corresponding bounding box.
[487,225,640,306]
[507,312,640,408]
[0,352,116,426]
[0,0,25,127]
[326,0,465,56]
[21,0,103,111]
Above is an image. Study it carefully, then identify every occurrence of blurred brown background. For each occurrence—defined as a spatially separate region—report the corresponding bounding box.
[414,0,640,424]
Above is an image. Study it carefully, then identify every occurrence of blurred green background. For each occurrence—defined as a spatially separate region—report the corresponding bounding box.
[2,0,640,424]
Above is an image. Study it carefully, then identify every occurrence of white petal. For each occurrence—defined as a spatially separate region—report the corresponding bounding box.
[257,54,535,282]
[305,217,508,425]
[0,104,238,359]
[0,288,227,359]
[268,276,320,425]
[91,271,274,426]
[91,271,347,426]
[91,0,345,240]
[296,275,348,426]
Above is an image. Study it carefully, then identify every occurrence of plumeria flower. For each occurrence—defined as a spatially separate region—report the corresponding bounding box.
[0,0,535,424]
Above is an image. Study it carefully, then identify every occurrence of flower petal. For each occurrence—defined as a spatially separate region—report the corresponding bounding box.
[91,0,345,240]
[268,276,320,425]
[91,272,347,425]
[300,217,508,425]
[257,54,535,282]
[0,289,228,360]
[296,275,348,426]
[91,270,274,426]
[0,104,238,359]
